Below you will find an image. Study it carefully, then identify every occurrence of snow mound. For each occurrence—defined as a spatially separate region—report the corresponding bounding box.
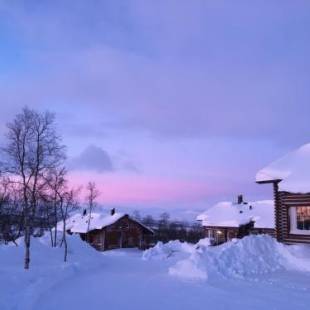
[169,254,207,281]
[210,235,310,278]
[145,235,310,282]
[207,235,290,278]
[142,240,195,260]
[196,238,211,249]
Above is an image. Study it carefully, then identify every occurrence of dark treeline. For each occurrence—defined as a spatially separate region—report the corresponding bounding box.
[132,211,204,244]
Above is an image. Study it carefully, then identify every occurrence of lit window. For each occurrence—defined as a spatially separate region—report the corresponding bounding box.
[290,207,310,234]
[296,207,310,230]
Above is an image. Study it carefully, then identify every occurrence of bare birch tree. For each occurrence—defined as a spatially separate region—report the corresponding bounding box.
[60,188,79,262]
[85,182,100,236]
[1,107,66,269]
[45,167,79,261]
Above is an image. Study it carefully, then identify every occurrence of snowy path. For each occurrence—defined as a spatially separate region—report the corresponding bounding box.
[2,236,310,310]
[32,250,310,310]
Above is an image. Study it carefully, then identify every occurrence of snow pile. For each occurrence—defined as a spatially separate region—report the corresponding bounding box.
[169,253,207,281]
[197,200,274,229]
[205,235,309,278]
[196,237,211,249]
[256,143,310,192]
[142,240,195,260]
[145,235,310,282]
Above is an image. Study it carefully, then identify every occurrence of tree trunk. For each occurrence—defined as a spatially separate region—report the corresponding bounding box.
[49,228,54,247]
[63,233,68,262]
[62,214,68,262]
[53,201,58,247]
[24,227,31,270]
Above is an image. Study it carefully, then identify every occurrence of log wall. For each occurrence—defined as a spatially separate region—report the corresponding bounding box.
[81,216,153,251]
[274,188,310,244]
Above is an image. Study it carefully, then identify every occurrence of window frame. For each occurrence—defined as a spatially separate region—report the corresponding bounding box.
[289,206,310,235]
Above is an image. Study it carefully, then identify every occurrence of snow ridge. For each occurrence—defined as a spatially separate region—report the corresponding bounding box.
[143,235,310,282]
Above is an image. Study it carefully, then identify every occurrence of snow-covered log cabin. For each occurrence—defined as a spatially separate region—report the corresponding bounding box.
[64,209,154,251]
[257,143,310,244]
[197,195,275,245]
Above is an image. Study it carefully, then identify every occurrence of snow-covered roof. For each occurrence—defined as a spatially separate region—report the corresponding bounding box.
[60,211,154,234]
[197,200,274,229]
[65,212,125,233]
[256,143,310,193]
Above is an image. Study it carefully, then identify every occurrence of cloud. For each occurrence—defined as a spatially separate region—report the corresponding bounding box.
[1,0,310,145]
[1,1,310,206]
[69,145,114,173]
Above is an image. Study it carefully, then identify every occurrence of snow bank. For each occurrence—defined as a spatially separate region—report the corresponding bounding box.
[142,240,195,260]
[0,234,102,310]
[169,254,208,281]
[144,235,310,282]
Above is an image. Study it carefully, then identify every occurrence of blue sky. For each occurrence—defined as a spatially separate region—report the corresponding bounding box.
[1,0,310,209]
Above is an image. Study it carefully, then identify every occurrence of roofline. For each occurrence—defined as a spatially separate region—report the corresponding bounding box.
[202,225,275,230]
[256,179,282,185]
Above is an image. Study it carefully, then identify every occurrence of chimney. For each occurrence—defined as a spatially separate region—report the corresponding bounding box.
[110,208,116,216]
[237,195,243,205]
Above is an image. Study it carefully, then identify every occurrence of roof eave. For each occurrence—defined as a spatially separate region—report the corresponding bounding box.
[256,179,282,185]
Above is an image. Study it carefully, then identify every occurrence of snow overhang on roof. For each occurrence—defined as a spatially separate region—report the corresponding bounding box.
[59,212,154,235]
[197,200,274,229]
[256,143,310,193]
[63,212,125,233]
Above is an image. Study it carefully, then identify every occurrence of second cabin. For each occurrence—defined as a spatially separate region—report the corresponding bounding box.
[257,143,310,244]
[65,209,154,251]
[197,195,275,245]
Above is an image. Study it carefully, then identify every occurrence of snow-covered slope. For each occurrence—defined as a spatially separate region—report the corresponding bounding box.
[256,143,310,192]
[1,235,310,310]
[197,200,274,228]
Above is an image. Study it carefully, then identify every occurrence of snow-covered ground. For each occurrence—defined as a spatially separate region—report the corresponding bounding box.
[1,235,310,310]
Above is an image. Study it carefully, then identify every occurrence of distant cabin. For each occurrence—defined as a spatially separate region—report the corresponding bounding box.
[64,210,154,251]
[197,195,275,245]
[257,143,310,244]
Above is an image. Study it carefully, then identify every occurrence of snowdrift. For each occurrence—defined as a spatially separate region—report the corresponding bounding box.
[143,235,310,281]
[0,235,102,310]
[142,240,196,260]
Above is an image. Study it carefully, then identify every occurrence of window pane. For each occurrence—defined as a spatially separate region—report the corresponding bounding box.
[296,207,310,230]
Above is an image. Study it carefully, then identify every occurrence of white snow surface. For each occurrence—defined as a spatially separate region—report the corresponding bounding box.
[65,212,124,233]
[197,200,274,228]
[143,235,310,280]
[2,234,310,310]
[256,143,310,192]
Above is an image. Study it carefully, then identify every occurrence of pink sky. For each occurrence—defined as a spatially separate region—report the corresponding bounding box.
[68,171,226,207]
